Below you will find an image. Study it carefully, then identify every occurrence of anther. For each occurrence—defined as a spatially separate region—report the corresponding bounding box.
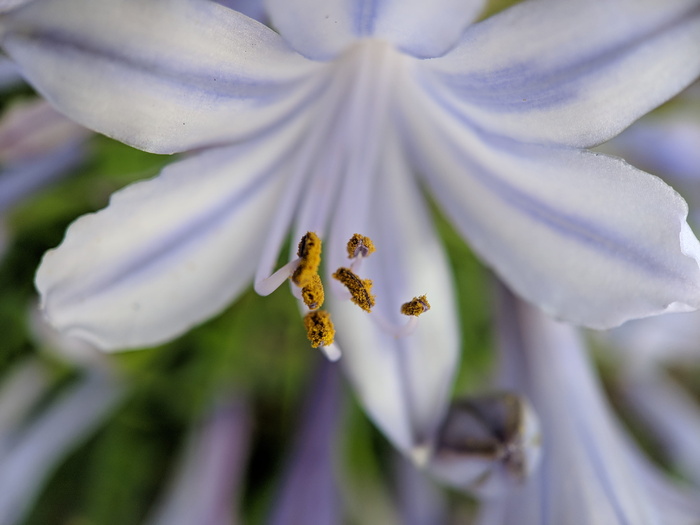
[291,231,322,287]
[301,273,325,310]
[401,295,431,317]
[304,310,335,348]
[347,233,376,259]
[332,267,376,312]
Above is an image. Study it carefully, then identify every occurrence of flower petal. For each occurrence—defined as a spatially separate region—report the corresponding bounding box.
[0,0,322,153]
[146,398,251,525]
[423,0,700,148]
[478,287,700,524]
[401,81,700,328]
[0,371,124,525]
[619,369,700,487]
[268,361,342,525]
[327,132,459,454]
[36,118,305,350]
[265,0,485,60]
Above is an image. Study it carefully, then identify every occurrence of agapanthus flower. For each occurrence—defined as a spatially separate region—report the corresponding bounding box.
[2,0,700,461]
[477,287,700,525]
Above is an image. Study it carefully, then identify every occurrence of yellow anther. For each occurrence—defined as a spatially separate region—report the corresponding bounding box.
[292,232,322,287]
[301,273,325,310]
[333,267,376,312]
[346,233,376,259]
[400,295,431,317]
[304,310,335,348]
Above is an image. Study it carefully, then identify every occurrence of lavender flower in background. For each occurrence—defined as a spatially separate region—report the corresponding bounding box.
[268,360,342,525]
[0,95,91,263]
[145,397,251,525]
[475,286,700,525]
[0,363,125,525]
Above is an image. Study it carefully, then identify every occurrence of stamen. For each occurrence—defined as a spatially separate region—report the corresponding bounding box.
[332,267,376,312]
[347,233,376,259]
[304,310,335,348]
[254,258,300,296]
[301,274,325,310]
[291,232,322,287]
[400,295,431,317]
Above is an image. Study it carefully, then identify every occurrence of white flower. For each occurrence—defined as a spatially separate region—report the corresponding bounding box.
[2,0,700,456]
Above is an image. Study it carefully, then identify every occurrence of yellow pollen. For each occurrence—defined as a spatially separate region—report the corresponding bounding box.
[333,267,376,312]
[292,231,322,287]
[301,274,325,310]
[401,295,431,317]
[304,310,335,348]
[346,233,376,259]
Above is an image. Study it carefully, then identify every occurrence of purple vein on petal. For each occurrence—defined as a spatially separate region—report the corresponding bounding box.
[432,4,700,112]
[50,143,295,307]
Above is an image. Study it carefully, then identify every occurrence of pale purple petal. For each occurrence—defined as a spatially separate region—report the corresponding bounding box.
[146,398,251,525]
[423,0,700,148]
[0,0,323,153]
[619,370,700,487]
[0,371,125,525]
[477,287,700,524]
[265,0,485,60]
[0,99,89,214]
[0,57,22,89]
[36,117,305,350]
[327,132,459,454]
[0,99,89,165]
[597,311,700,368]
[400,79,700,328]
[268,361,342,525]
[395,456,448,525]
[0,360,50,455]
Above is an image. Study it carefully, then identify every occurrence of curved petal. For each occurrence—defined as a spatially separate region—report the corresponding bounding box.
[36,117,306,350]
[400,79,700,329]
[265,0,485,60]
[478,287,700,524]
[327,132,459,454]
[423,0,700,148]
[0,0,323,153]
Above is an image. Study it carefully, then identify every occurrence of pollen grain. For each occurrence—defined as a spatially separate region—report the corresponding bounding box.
[301,273,325,310]
[304,310,335,348]
[346,233,376,259]
[333,267,376,312]
[401,295,431,317]
[292,231,322,287]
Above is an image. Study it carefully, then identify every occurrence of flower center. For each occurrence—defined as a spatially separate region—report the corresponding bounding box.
[255,232,430,361]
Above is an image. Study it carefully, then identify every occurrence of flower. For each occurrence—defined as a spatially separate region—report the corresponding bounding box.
[476,286,700,525]
[2,0,700,458]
